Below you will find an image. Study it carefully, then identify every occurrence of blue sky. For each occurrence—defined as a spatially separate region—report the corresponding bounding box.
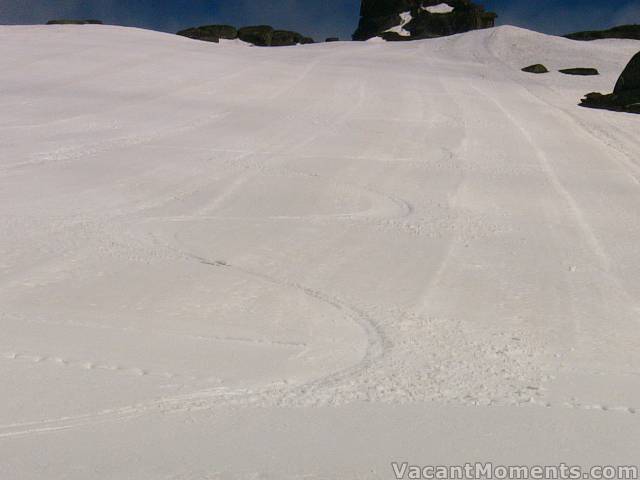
[0,0,638,41]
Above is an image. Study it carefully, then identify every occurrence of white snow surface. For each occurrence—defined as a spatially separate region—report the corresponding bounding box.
[424,3,456,14]
[385,11,413,37]
[1,24,640,478]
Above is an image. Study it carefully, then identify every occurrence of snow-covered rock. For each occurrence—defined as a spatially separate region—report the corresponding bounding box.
[353,0,496,41]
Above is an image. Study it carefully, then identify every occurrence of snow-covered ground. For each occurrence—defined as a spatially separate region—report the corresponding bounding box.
[1,24,639,479]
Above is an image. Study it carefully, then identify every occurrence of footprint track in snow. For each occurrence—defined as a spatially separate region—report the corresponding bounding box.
[1,350,206,382]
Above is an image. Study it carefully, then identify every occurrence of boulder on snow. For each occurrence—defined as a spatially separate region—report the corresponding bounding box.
[270,30,314,46]
[177,25,237,43]
[353,0,497,42]
[580,51,640,114]
[559,68,599,76]
[522,64,549,74]
[614,52,640,93]
[47,19,103,25]
[270,30,303,46]
[565,24,640,41]
[237,25,274,46]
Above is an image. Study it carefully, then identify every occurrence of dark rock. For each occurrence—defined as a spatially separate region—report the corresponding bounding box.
[580,91,640,113]
[238,25,274,46]
[271,30,303,46]
[565,24,640,41]
[360,0,416,18]
[326,37,340,42]
[580,51,640,114]
[353,0,497,42]
[614,51,640,93]
[381,31,415,42]
[177,25,237,43]
[270,30,314,46]
[47,19,103,25]
[354,14,404,41]
[559,68,599,76]
[522,64,549,74]
[177,24,313,47]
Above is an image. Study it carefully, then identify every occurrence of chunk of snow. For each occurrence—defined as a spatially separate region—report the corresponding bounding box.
[423,3,455,14]
[385,11,413,37]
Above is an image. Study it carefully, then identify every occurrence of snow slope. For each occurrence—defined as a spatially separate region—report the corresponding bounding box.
[1,24,640,478]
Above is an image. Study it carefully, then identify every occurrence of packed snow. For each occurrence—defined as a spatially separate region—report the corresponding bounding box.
[424,3,456,14]
[1,24,640,479]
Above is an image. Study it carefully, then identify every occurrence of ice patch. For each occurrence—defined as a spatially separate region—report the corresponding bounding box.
[423,3,455,14]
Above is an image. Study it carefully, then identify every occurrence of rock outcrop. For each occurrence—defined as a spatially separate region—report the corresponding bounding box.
[353,0,497,41]
[177,25,237,43]
[580,51,640,114]
[565,24,640,41]
[236,25,274,46]
[177,24,313,46]
[47,19,103,25]
[271,30,314,46]
[559,68,599,76]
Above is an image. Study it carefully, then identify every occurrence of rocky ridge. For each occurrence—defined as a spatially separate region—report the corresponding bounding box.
[46,19,103,25]
[565,25,640,41]
[353,0,497,41]
[177,24,314,46]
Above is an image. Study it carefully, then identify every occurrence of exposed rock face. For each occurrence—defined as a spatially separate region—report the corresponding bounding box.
[178,24,314,47]
[47,19,103,25]
[559,68,599,76]
[580,51,640,114]
[565,24,640,41]
[614,52,640,93]
[353,0,497,41]
[177,25,237,43]
[522,64,549,74]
